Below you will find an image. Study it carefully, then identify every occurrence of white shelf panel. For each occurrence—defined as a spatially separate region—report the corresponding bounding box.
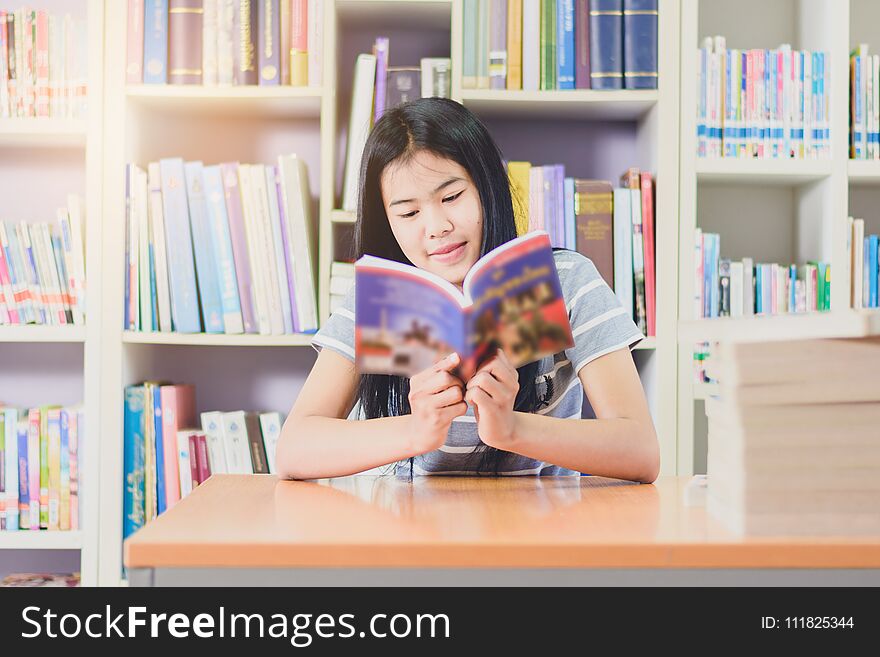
[331,209,357,223]
[692,382,718,401]
[460,89,658,121]
[695,158,833,185]
[633,337,657,350]
[0,531,83,550]
[122,331,315,347]
[0,118,87,147]
[847,159,880,184]
[0,325,86,343]
[126,85,324,119]
[678,311,880,344]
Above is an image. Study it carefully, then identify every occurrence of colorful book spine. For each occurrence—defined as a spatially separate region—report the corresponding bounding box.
[196,434,211,483]
[17,420,29,530]
[640,173,655,336]
[274,166,301,332]
[59,409,70,531]
[188,433,200,486]
[184,161,224,333]
[264,165,294,333]
[168,0,203,85]
[540,0,556,89]
[220,163,257,333]
[463,0,477,88]
[5,410,19,530]
[489,0,508,90]
[506,0,523,90]
[589,0,623,90]
[160,384,195,508]
[290,0,308,86]
[258,0,280,85]
[149,384,166,515]
[476,0,489,88]
[70,410,80,531]
[174,430,191,498]
[575,0,590,89]
[522,0,540,91]
[563,177,575,250]
[557,0,575,89]
[127,0,145,83]
[234,0,258,84]
[0,414,5,530]
[47,408,61,530]
[38,408,48,529]
[143,0,168,84]
[202,165,244,333]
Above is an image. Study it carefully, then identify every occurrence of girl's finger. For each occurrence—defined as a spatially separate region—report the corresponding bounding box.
[479,355,518,387]
[465,386,492,408]
[435,352,461,372]
[420,369,462,395]
[467,372,508,401]
[432,384,464,408]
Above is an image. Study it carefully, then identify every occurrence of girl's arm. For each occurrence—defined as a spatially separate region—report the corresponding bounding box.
[276,350,466,480]
[467,349,660,483]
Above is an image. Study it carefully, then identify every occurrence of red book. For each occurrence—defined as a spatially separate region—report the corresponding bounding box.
[160,384,196,506]
[640,172,656,336]
[187,433,200,490]
[195,434,211,483]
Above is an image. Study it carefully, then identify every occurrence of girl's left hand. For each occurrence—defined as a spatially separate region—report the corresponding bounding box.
[465,350,520,449]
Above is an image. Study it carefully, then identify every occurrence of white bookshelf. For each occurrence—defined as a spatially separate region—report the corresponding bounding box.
[0,0,104,587]
[458,89,659,120]
[121,331,315,347]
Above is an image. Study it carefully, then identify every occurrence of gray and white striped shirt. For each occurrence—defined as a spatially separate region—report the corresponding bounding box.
[312,249,643,476]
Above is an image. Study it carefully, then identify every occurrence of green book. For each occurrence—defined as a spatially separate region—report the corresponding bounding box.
[540,0,557,89]
[40,406,49,529]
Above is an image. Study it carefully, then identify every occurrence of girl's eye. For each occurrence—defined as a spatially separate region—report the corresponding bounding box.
[443,191,463,203]
[399,210,418,219]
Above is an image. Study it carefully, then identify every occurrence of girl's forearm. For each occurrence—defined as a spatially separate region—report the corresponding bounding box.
[277,414,419,480]
[508,412,660,483]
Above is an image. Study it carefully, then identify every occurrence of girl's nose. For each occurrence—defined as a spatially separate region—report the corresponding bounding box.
[423,205,453,238]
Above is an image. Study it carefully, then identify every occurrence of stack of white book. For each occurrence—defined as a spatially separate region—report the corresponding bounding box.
[704,336,880,535]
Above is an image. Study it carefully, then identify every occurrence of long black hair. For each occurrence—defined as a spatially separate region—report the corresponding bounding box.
[353,97,545,474]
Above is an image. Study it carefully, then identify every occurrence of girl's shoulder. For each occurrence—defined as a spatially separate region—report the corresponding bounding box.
[551,249,606,294]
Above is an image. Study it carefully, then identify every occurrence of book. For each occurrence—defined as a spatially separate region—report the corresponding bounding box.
[176,429,194,498]
[476,0,489,88]
[264,165,294,334]
[257,0,280,85]
[168,0,203,84]
[290,0,307,86]
[373,37,389,122]
[200,411,228,474]
[184,161,224,333]
[622,0,658,89]
[220,162,257,333]
[308,0,323,87]
[639,172,655,335]
[506,0,523,90]
[244,412,269,474]
[127,0,145,83]
[123,386,146,541]
[259,411,283,474]
[4,410,19,530]
[143,0,168,84]
[342,53,376,212]
[203,165,244,334]
[216,0,235,85]
[489,0,507,90]
[355,231,573,379]
[421,58,452,98]
[522,0,540,91]
[589,0,623,90]
[202,0,218,85]
[574,180,614,289]
[220,411,254,474]
[196,433,212,483]
[234,0,258,84]
[539,0,556,89]
[159,384,195,508]
[238,164,272,334]
[575,0,590,88]
[462,0,477,88]
[557,0,575,89]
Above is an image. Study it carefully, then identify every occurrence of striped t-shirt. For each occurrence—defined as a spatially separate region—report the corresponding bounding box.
[311,249,644,476]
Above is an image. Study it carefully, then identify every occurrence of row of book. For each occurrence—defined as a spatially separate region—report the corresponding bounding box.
[849,217,880,308]
[0,8,87,119]
[705,337,880,536]
[461,0,658,91]
[124,156,317,336]
[342,39,452,212]
[0,406,82,532]
[697,37,830,160]
[0,197,87,327]
[507,164,656,335]
[1,572,80,587]
[694,229,831,319]
[123,382,283,541]
[126,0,323,87]
[850,45,880,160]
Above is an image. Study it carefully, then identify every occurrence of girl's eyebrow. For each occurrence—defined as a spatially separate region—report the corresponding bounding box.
[388,176,464,206]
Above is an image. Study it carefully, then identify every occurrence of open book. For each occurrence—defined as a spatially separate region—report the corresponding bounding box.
[355,231,574,378]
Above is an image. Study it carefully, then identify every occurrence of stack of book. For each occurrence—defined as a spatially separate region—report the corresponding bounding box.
[0,405,82,532]
[461,0,658,91]
[509,164,655,335]
[341,37,451,212]
[849,217,880,308]
[704,336,880,535]
[698,37,830,159]
[0,197,87,327]
[0,7,88,119]
[694,230,831,318]
[124,156,317,335]
[123,382,285,542]
[849,44,880,160]
[126,0,323,86]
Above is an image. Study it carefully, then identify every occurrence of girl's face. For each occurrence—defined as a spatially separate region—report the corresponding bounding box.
[380,150,483,288]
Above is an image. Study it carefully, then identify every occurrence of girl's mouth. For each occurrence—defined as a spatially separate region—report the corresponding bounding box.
[429,241,467,264]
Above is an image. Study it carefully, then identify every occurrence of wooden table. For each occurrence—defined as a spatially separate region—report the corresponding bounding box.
[124,475,880,586]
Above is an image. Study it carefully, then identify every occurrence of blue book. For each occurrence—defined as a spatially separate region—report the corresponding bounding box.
[148,239,158,331]
[184,162,224,334]
[151,386,166,516]
[789,264,797,312]
[864,236,870,308]
[123,386,146,542]
[557,0,575,89]
[589,0,623,90]
[2,224,31,324]
[822,52,830,152]
[20,226,46,325]
[622,0,658,89]
[870,235,879,308]
[264,165,293,334]
[203,165,244,334]
[159,158,202,333]
[755,266,763,314]
[258,0,281,85]
[143,0,168,84]
[563,177,575,250]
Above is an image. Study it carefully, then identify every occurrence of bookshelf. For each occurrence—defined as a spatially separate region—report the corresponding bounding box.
[0,0,103,586]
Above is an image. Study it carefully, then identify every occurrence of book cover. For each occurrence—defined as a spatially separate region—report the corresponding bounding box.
[557,0,575,89]
[143,385,156,522]
[147,383,166,516]
[123,386,146,541]
[611,188,633,317]
[489,0,507,90]
[629,188,647,333]
[244,412,269,474]
[159,158,202,333]
[386,67,422,108]
[342,53,376,212]
[184,161,224,333]
[188,432,200,487]
[233,0,258,84]
[622,0,657,89]
[506,0,522,90]
[575,0,590,88]
[258,0,280,85]
[159,384,196,508]
[200,411,228,474]
[216,0,235,85]
[136,167,152,332]
[220,163,257,333]
[507,161,531,236]
[203,165,244,333]
[127,0,145,83]
[355,231,573,379]
[290,0,307,86]
[563,177,575,251]
[589,0,623,89]
[258,411,282,475]
[65,194,87,323]
[220,411,255,474]
[143,0,168,84]
[574,180,614,289]
[373,37,389,122]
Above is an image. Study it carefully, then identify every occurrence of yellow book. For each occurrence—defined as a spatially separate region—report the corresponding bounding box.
[47,407,62,531]
[291,50,308,86]
[507,161,531,235]
[507,0,523,90]
[39,406,49,529]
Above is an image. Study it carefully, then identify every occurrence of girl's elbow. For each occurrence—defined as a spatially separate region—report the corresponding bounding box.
[639,424,661,483]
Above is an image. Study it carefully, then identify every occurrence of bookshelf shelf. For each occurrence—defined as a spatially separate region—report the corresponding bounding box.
[847,159,880,184]
[677,311,880,344]
[125,85,324,119]
[0,325,87,343]
[459,89,659,121]
[694,158,834,185]
[0,118,87,148]
[331,209,357,223]
[693,382,718,401]
[121,331,315,347]
[0,531,84,551]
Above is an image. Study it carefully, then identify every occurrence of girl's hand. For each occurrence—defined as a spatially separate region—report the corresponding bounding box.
[407,352,468,454]
[465,350,520,449]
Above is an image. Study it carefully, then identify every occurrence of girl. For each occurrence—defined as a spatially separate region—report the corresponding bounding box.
[277,97,659,482]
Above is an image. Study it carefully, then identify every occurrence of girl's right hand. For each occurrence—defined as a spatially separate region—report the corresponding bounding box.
[407,352,468,454]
